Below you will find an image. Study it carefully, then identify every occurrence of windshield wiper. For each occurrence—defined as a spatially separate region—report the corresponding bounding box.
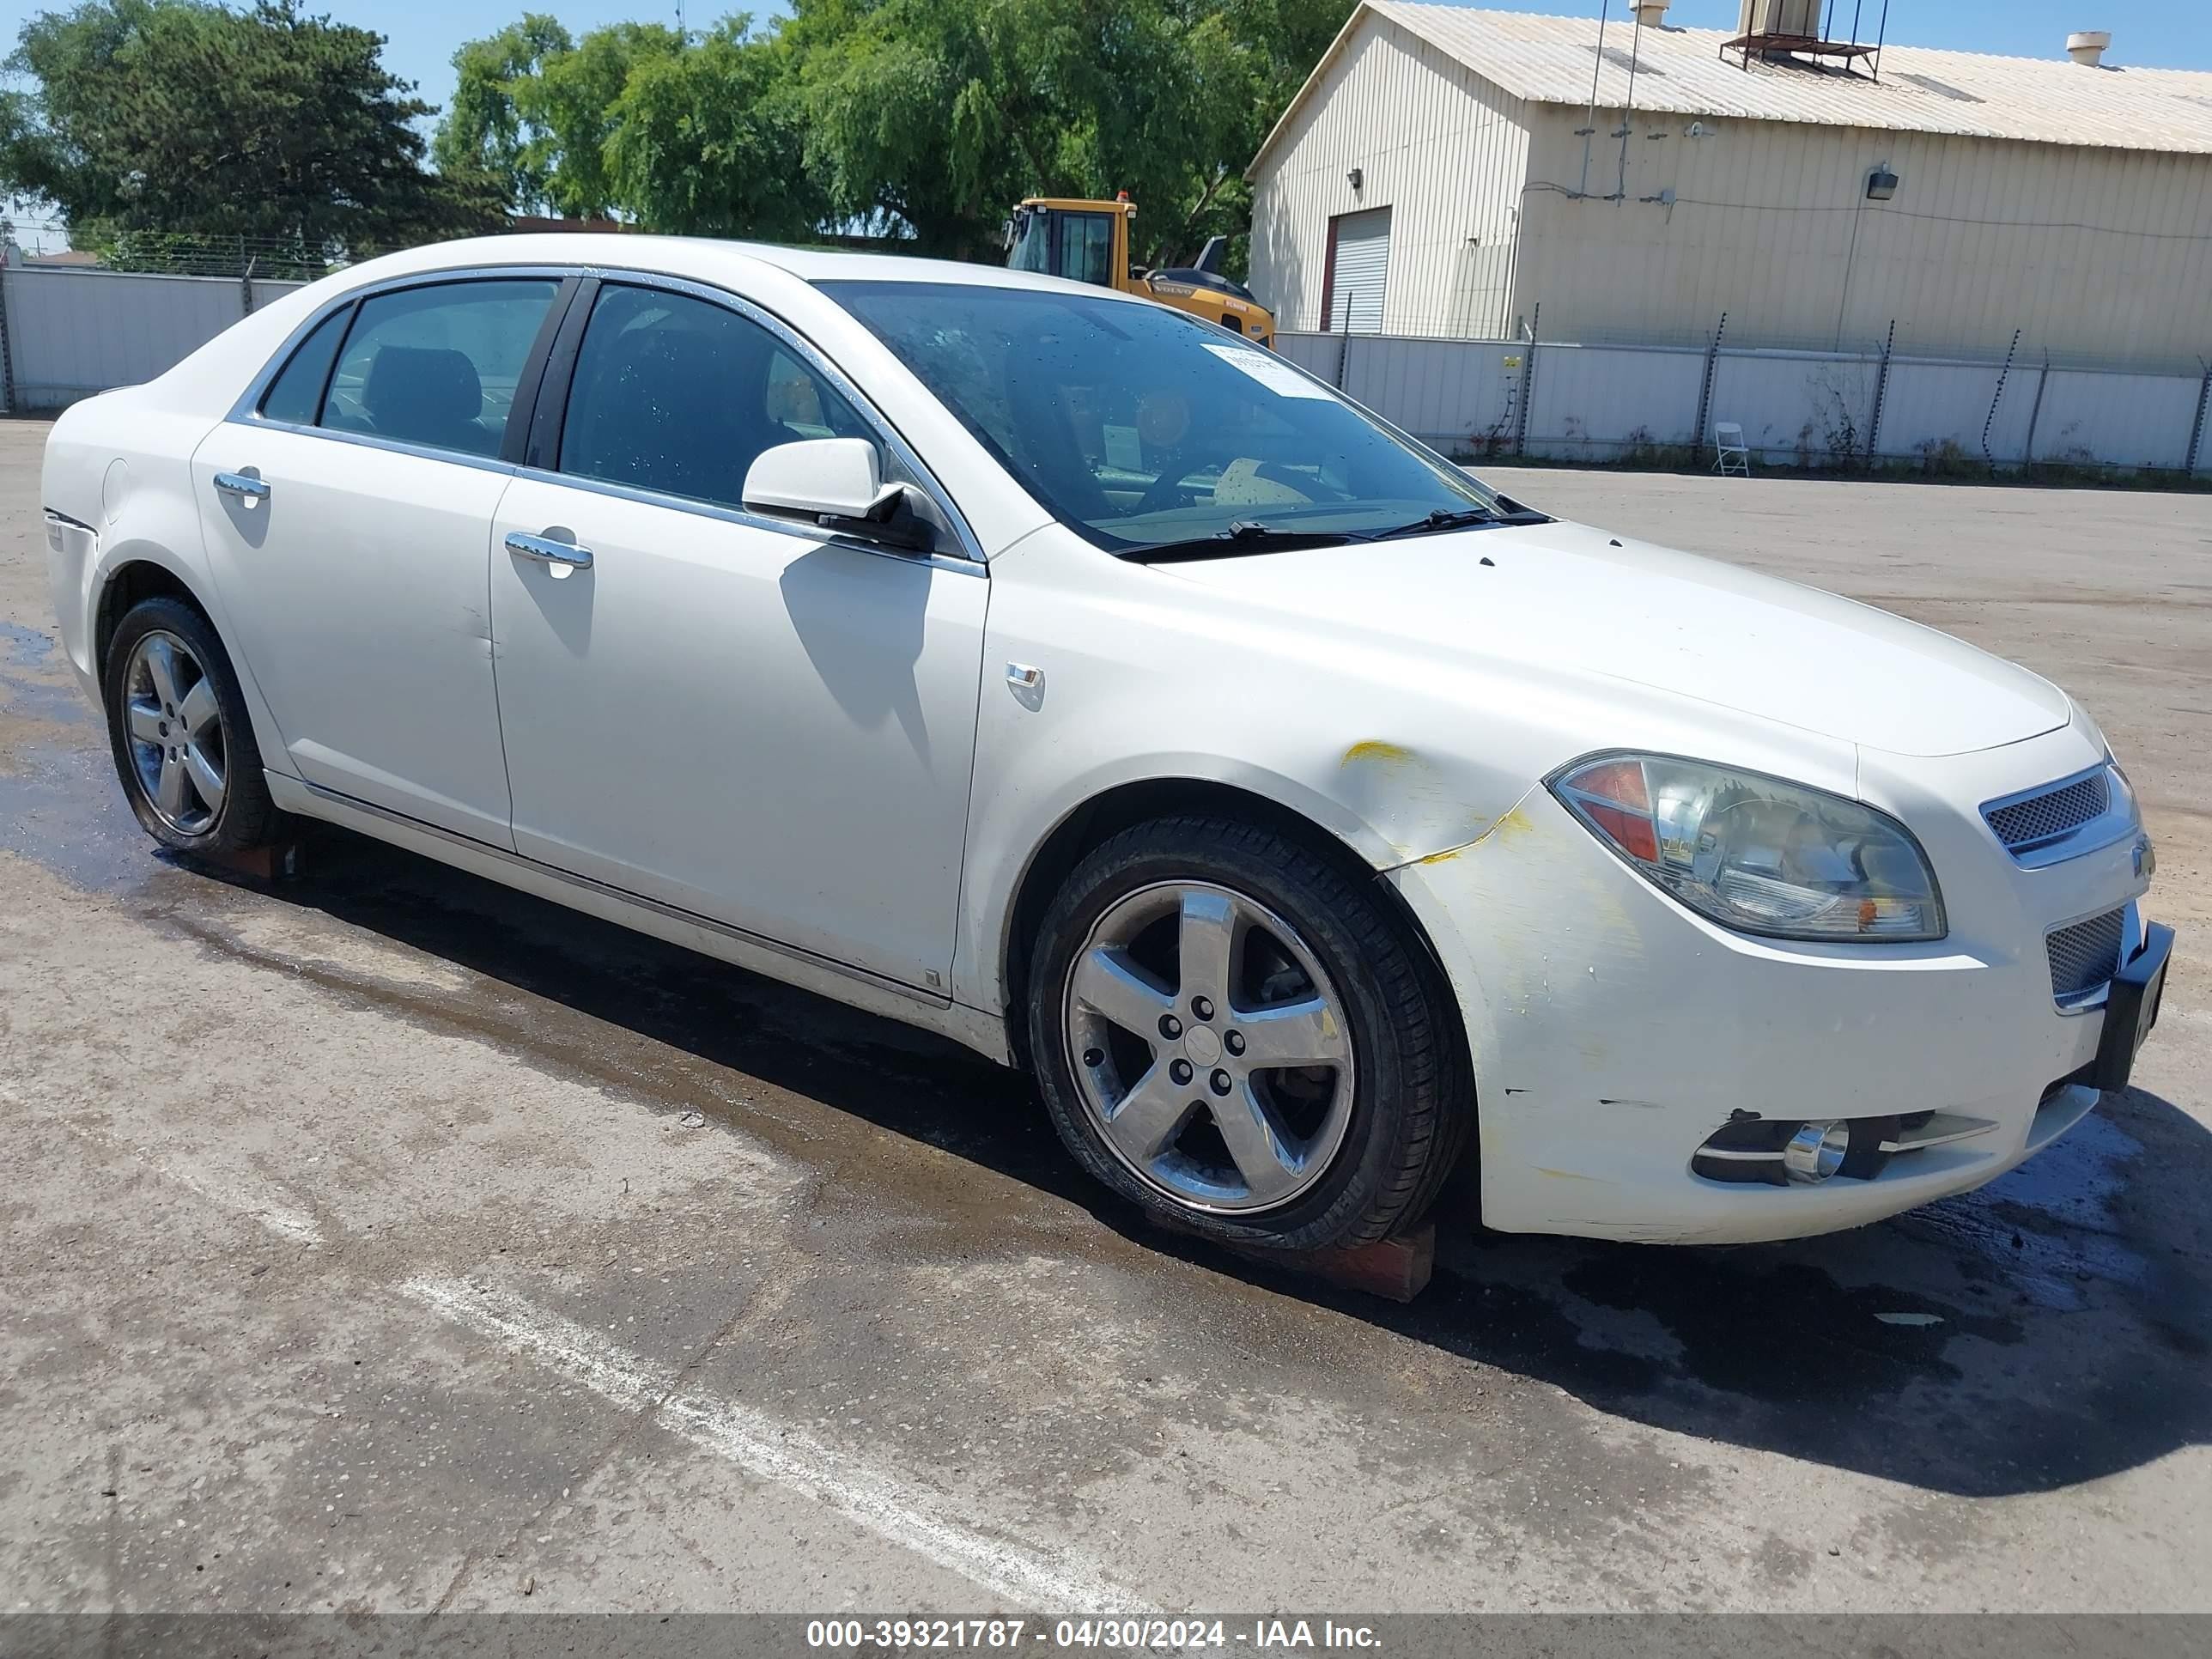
[1124,520,1366,562]
[1371,503,1551,540]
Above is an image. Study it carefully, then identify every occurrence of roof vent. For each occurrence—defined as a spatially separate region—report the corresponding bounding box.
[1632,2,1668,26]
[2067,29,2111,66]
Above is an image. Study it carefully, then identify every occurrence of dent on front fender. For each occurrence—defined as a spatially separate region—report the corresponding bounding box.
[1332,738,1537,868]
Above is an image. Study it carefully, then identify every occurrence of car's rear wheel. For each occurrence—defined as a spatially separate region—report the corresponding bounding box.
[1029,815,1468,1253]
[103,596,278,855]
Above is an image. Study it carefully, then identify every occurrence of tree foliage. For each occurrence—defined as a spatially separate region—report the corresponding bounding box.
[430,11,574,217]
[0,0,504,253]
[2,0,1352,271]
[441,0,1351,267]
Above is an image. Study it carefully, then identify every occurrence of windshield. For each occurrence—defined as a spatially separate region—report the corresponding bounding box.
[1006,210,1051,276]
[821,281,1500,556]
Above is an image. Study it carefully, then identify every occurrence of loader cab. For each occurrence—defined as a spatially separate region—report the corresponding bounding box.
[1006,196,1277,349]
[1006,199,1132,290]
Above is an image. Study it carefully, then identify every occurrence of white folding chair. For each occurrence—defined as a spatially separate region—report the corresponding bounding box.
[1713,421,1751,476]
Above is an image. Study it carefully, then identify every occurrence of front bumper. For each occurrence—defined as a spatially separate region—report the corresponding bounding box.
[1388,722,2159,1244]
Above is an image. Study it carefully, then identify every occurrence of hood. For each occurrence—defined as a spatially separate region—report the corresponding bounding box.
[1156,520,2070,759]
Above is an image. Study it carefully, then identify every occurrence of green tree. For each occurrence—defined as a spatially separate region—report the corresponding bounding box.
[432,12,575,216]
[602,18,823,240]
[787,0,1352,267]
[512,21,686,220]
[427,0,1352,266]
[0,0,501,258]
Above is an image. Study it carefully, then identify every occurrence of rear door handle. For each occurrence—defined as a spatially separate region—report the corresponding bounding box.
[505,531,593,570]
[213,471,270,507]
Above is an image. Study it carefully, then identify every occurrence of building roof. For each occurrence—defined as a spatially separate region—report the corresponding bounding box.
[1252,3,2212,174]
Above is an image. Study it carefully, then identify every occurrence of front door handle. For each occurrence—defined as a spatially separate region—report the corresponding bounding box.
[213,471,270,507]
[505,531,593,571]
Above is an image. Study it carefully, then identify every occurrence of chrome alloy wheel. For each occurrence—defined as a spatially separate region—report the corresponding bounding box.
[122,630,227,836]
[1062,881,1357,1214]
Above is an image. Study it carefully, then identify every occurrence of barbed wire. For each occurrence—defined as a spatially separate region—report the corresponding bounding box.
[0,217,413,279]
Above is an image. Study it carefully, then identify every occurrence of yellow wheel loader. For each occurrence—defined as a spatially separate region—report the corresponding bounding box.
[1006,194,1275,348]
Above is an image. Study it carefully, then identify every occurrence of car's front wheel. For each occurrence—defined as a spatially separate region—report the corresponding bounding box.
[102,595,279,856]
[1029,815,1468,1253]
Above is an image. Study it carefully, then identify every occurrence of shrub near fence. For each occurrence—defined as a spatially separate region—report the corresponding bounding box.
[1279,329,2212,479]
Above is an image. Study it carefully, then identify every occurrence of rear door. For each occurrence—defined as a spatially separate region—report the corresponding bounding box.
[192,274,569,845]
[1322,208,1391,334]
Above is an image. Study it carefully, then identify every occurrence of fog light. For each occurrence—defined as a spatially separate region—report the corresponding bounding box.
[1783,1121,1850,1184]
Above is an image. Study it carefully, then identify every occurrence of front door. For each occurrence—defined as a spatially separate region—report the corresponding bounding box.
[191,276,567,844]
[487,282,988,991]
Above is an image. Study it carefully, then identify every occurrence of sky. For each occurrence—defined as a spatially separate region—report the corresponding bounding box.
[332,0,2209,115]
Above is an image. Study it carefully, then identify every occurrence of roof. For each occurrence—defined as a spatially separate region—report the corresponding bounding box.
[325,232,1153,302]
[1251,3,2212,173]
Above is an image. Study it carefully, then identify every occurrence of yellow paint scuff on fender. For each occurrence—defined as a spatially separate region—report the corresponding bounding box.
[1341,739,1417,768]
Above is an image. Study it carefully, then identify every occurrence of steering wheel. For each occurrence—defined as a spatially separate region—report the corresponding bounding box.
[1130,448,1204,517]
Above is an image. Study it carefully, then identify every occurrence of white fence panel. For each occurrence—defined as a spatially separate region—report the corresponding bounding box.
[1350,337,1518,447]
[1273,330,1340,380]
[1525,344,1703,460]
[2029,369,2203,471]
[11,277,2208,476]
[251,277,308,313]
[1279,332,1521,448]
[3,266,250,410]
[1875,360,2028,465]
[1706,350,1875,466]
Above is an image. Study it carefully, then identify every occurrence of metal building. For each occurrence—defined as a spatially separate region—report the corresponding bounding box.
[1246,3,2212,366]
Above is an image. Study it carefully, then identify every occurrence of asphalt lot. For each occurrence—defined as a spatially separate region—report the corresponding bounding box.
[4,416,2211,1617]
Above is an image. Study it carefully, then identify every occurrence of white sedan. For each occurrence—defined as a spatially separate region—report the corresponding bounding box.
[40,235,2171,1250]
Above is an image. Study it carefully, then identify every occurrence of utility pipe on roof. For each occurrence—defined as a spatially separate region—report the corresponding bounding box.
[1578,0,1612,199]
[1614,8,1645,202]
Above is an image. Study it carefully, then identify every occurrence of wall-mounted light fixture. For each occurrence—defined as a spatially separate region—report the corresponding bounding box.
[1347,167,1364,191]
[1866,164,1899,201]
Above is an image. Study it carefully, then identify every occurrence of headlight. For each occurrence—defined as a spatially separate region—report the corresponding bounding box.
[1550,754,1946,943]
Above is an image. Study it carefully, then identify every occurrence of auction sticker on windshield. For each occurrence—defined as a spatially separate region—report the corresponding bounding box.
[1201,341,1334,398]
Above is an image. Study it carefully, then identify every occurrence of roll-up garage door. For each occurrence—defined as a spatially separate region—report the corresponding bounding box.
[1324,207,1391,334]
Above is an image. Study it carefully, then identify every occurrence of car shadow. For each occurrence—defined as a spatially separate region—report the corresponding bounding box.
[50,797,2212,1503]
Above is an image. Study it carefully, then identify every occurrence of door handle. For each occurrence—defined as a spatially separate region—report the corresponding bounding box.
[505,531,593,570]
[213,471,270,507]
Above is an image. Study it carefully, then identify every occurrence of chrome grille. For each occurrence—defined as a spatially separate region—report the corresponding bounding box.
[2047,908,2124,1004]
[1986,772,2109,854]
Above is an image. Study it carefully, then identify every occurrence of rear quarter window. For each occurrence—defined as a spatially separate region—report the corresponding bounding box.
[258,305,352,426]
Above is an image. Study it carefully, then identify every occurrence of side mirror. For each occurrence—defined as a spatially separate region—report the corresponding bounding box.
[742,437,932,552]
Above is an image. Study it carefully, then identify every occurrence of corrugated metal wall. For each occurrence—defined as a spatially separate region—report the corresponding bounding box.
[1513,105,2212,366]
[1249,13,1530,339]
[1279,328,2212,474]
[1,265,306,411]
[1248,12,2212,369]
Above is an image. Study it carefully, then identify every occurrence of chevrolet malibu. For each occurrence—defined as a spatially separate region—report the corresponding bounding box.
[40,236,2172,1251]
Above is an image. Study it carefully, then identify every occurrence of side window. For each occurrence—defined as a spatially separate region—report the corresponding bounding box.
[1056,214,1115,287]
[258,305,351,425]
[559,285,878,512]
[322,279,559,458]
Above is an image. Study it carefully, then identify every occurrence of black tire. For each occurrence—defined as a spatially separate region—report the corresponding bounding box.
[102,595,280,856]
[1028,814,1470,1253]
